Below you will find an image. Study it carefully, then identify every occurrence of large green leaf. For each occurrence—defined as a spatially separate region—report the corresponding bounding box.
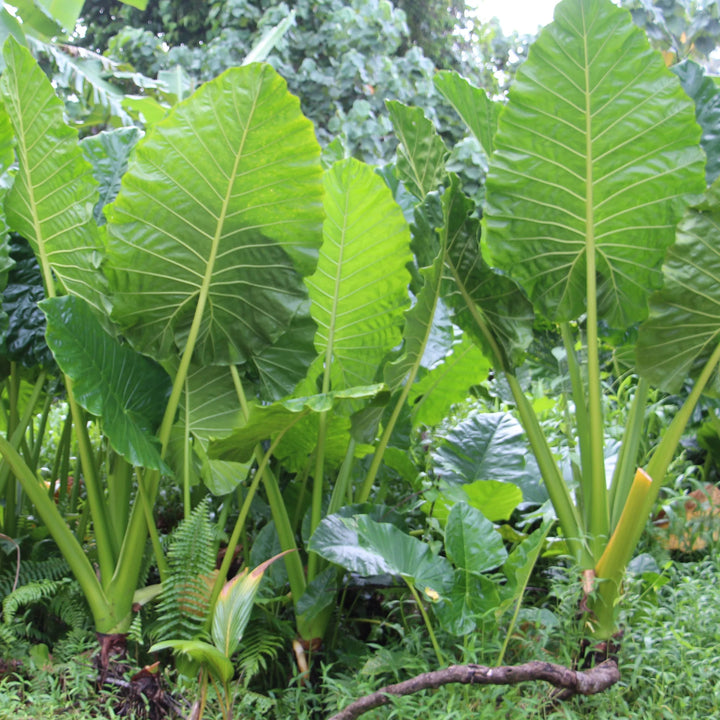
[41,295,171,471]
[441,178,534,370]
[434,70,500,157]
[431,411,546,505]
[0,38,107,313]
[445,502,507,575]
[673,59,720,186]
[386,101,448,200]
[483,0,705,328]
[309,513,453,596]
[637,181,720,393]
[104,63,323,367]
[306,158,411,390]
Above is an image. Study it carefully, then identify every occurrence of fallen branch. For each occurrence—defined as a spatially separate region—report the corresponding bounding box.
[327,659,620,720]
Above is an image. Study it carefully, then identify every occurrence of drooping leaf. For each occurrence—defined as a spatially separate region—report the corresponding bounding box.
[672,59,720,186]
[384,254,445,391]
[637,181,720,392]
[445,502,507,574]
[41,295,171,471]
[104,63,324,368]
[81,127,141,226]
[1,38,108,313]
[150,639,233,682]
[434,70,500,157]
[209,384,386,463]
[441,177,534,370]
[309,513,453,596]
[306,158,412,391]
[409,333,490,427]
[483,0,705,328]
[386,100,448,199]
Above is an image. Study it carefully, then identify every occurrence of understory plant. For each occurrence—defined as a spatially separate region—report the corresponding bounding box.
[387,0,720,640]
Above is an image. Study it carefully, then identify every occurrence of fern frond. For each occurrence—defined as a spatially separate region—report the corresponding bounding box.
[0,556,70,597]
[151,499,216,642]
[236,617,286,685]
[3,578,73,624]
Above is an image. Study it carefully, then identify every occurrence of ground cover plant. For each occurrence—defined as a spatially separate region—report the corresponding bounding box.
[0,0,719,718]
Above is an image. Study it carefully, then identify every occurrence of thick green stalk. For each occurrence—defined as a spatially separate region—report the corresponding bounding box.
[0,436,114,630]
[592,468,652,638]
[135,468,170,582]
[66,387,118,583]
[107,454,132,553]
[228,366,307,611]
[0,370,46,497]
[307,411,328,582]
[328,438,357,515]
[609,377,649,529]
[506,374,590,567]
[582,37,609,560]
[560,322,592,523]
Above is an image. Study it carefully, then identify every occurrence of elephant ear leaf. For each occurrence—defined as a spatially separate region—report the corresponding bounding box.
[41,295,171,471]
[483,0,705,328]
[0,38,108,313]
[637,181,720,393]
[104,63,323,368]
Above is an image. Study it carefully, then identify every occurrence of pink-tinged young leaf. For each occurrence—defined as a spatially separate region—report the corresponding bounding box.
[212,550,294,657]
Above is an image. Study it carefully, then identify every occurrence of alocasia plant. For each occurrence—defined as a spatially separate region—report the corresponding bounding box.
[390,0,715,641]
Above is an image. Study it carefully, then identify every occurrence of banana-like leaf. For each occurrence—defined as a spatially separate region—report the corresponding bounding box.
[41,295,171,471]
[81,128,141,226]
[212,551,291,658]
[673,59,720,186]
[483,0,705,328]
[441,177,534,370]
[0,38,108,313]
[386,101,448,200]
[104,63,324,368]
[637,181,720,393]
[306,158,411,390]
[434,70,500,157]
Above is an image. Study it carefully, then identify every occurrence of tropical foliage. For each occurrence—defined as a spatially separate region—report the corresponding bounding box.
[0,0,719,718]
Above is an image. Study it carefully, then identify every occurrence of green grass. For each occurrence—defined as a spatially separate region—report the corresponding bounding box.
[0,548,718,719]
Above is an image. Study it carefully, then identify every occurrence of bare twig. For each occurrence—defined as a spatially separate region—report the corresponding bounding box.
[327,660,620,720]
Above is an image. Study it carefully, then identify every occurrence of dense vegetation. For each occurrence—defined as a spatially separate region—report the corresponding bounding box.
[0,0,719,718]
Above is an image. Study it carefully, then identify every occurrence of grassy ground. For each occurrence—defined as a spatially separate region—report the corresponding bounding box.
[0,548,718,719]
